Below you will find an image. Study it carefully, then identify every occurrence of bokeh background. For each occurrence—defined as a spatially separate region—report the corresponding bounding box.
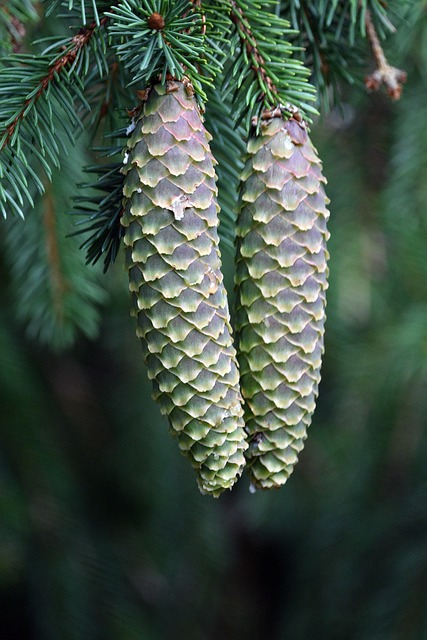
[1,7,427,640]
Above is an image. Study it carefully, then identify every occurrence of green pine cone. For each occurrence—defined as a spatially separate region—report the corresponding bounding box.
[235,113,330,491]
[121,81,247,497]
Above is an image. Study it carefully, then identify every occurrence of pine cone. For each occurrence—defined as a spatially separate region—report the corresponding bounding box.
[235,114,330,490]
[121,82,247,497]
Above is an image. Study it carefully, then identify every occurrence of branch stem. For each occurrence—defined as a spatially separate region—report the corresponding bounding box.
[43,184,67,319]
[365,9,406,100]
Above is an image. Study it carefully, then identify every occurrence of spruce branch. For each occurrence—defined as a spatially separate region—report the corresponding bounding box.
[71,146,126,272]
[229,0,276,101]
[1,17,107,152]
[282,1,406,109]
[203,87,245,253]
[0,16,109,218]
[283,0,363,110]
[364,8,406,100]
[220,0,316,128]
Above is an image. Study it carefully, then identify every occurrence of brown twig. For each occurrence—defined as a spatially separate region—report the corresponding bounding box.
[1,16,108,151]
[10,16,26,53]
[42,183,68,319]
[364,9,406,100]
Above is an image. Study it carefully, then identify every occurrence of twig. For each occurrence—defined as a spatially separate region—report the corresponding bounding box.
[42,183,68,319]
[364,9,406,100]
[9,16,26,53]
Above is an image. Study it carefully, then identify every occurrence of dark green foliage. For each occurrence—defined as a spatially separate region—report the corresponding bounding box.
[72,149,126,272]
[1,142,107,348]
[203,89,246,252]
[83,58,131,137]
[43,0,112,25]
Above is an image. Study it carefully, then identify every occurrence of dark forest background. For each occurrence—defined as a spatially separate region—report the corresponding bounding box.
[1,5,427,640]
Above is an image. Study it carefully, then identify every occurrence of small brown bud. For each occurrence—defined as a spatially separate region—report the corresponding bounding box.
[147,12,165,30]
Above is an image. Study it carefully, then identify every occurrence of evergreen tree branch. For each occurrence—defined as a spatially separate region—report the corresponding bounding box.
[203,87,245,253]
[283,0,363,110]
[364,8,406,100]
[229,1,276,100]
[220,0,316,128]
[71,145,126,272]
[1,17,107,152]
[0,16,109,219]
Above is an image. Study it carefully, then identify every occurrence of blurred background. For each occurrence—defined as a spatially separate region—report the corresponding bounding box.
[1,5,427,640]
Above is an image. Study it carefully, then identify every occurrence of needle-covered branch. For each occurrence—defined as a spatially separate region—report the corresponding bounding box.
[218,0,316,128]
[71,145,126,272]
[0,16,109,219]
